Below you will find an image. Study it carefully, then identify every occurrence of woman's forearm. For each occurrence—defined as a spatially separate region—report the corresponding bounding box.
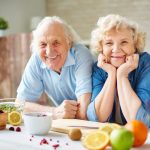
[95,72,116,122]
[117,75,141,122]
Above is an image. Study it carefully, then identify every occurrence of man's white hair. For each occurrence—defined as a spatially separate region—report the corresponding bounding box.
[31,16,81,52]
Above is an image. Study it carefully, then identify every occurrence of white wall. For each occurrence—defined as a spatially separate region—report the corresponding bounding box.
[0,0,46,35]
[47,0,150,52]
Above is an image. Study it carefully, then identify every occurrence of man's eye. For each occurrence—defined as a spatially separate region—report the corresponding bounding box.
[40,43,47,48]
[53,41,60,46]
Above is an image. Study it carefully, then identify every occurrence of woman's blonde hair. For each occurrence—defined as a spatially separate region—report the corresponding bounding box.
[91,14,146,55]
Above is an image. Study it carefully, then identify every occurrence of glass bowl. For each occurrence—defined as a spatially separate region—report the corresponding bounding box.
[0,98,24,113]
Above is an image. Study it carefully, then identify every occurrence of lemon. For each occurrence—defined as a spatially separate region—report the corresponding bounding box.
[99,123,113,135]
[99,123,121,135]
[82,131,109,150]
[111,123,121,130]
[8,111,22,126]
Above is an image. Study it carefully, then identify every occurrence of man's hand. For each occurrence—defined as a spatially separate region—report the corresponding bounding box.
[53,100,78,119]
[97,53,116,74]
[117,54,139,78]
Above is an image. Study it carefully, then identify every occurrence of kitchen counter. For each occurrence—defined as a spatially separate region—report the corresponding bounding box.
[0,119,150,150]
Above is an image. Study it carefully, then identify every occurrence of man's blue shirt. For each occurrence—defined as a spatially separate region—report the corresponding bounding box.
[17,44,94,106]
[87,52,150,127]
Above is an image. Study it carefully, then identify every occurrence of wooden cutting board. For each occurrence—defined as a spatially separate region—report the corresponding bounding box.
[52,119,101,128]
[51,119,103,135]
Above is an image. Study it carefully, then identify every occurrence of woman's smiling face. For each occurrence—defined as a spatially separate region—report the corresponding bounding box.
[102,28,136,68]
[37,22,71,73]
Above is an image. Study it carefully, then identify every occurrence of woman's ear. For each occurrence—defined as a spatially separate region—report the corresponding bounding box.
[133,47,138,54]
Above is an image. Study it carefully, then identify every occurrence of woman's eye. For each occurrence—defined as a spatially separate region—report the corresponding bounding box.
[106,42,112,46]
[122,41,128,44]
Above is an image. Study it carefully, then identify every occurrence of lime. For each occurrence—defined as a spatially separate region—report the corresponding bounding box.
[110,128,134,150]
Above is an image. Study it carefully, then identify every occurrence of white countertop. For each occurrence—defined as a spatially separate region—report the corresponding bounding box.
[0,123,150,150]
[0,124,85,150]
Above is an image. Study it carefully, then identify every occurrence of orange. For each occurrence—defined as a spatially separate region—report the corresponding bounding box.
[82,131,109,150]
[125,120,148,147]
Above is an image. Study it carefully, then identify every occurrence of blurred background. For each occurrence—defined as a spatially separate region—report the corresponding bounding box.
[0,0,150,102]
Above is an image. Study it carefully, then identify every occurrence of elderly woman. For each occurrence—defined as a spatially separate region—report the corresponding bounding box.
[87,14,150,127]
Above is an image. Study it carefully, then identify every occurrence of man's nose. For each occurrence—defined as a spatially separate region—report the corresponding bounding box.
[46,45,53,55]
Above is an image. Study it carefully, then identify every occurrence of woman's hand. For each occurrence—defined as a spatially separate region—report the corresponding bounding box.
[97,53,116,74]
[117,53,139,78]
[53,100,78,119]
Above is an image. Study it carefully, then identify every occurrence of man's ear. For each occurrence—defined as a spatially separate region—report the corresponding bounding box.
[67,38,72,47]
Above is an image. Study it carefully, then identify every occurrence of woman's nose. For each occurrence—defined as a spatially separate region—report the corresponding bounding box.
[112,44,121,52]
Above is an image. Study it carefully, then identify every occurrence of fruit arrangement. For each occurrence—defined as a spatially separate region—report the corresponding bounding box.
[0,102,23,126]
[82,120,148,150]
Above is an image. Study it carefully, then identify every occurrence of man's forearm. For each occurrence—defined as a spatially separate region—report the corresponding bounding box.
[24,102,54,112]
[16,99,56,119]
[76,93,91,120]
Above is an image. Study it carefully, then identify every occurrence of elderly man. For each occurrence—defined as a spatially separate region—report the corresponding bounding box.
[16,16,94,120]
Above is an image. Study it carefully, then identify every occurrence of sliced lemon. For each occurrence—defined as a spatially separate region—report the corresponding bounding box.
[8,111,22,126]
[82,131,109,150]
[99,123,121,135]
[99,123,113,135]
[110,123,121,130]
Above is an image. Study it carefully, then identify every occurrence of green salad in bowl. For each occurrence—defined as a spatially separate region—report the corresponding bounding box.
[0,98,24,113]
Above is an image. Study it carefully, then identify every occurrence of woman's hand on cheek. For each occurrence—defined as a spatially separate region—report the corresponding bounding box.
[117,53,139,77]
[97,53,116,74]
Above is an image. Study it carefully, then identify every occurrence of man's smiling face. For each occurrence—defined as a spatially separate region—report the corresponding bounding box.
[37,22,71,73]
